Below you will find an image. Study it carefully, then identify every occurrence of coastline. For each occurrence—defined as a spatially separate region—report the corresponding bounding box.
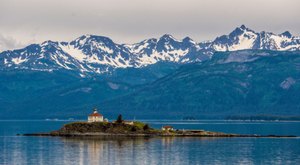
[21,133,298,138]
[18,121,298,138]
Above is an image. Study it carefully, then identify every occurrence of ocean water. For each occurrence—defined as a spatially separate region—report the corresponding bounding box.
[0,120,300,165]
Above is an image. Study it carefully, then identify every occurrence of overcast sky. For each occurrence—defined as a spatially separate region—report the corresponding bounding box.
[0,0,299,51]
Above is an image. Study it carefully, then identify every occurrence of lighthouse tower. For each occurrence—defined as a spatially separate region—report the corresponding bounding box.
[88,108,104,122]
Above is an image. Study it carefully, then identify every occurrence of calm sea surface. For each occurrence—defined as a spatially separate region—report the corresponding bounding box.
[0,120,300,165]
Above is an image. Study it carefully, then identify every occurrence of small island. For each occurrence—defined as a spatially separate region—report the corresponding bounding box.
[22,109,297,138]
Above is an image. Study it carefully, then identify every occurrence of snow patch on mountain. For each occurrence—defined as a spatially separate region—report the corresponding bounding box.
[280,77,296,89]
[60,44,87,62]
[12,57,28,64]
[228,31,257,51]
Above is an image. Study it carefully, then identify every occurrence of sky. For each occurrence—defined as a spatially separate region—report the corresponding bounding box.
[0,0,299,51]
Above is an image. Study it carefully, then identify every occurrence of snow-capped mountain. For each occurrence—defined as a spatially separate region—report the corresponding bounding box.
[205,25,300,51]
[1,25,300,76]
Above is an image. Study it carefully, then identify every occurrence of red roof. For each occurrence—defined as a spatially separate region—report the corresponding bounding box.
[89,112,103,117]
[163,125,173,128]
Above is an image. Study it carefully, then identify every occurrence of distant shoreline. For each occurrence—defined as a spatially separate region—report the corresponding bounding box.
[225,115,300,121]
[2,118,300,122]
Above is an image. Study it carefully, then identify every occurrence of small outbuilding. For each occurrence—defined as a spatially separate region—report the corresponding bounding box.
[162,125,174,131]
[88,109,104,122]
[123,121,134,125]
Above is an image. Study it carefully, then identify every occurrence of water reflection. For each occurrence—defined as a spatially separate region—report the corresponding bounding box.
[1,136,300,165]
[60,137,154,165]
[57,137,300,165]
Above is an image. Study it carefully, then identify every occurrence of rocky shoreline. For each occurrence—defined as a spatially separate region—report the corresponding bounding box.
[21,132,297,138]
[19,121,297,138]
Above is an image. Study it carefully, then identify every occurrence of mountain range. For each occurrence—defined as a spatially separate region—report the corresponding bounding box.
[1,25,300,119]
[1,25,300,77]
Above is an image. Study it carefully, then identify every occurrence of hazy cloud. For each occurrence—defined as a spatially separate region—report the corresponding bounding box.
[0,0,299,51]
[0,34,25,51]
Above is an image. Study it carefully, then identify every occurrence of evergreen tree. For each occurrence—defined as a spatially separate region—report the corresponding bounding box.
[143,124,149,131]
[116,114,123,124]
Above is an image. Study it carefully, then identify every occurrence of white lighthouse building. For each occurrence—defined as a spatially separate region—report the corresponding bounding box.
[88,109,104,122]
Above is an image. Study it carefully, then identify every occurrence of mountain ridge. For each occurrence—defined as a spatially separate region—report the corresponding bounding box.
[1,25,300,77]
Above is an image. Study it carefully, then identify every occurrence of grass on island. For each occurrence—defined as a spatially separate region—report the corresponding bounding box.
[54,120,163,135]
